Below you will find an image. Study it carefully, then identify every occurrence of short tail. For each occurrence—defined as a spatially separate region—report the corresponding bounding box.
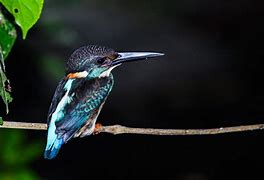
[44,137,64,159]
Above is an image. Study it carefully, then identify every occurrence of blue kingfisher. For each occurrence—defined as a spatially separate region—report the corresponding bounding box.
[44,45,164,159]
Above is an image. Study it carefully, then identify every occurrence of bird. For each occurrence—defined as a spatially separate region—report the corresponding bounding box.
[44,45,164,159]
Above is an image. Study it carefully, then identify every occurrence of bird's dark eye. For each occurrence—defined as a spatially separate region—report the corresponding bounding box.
[97,57,107,64]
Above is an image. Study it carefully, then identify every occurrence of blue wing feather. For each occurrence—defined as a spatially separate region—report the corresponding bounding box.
[56,76,113,139]
[44,75,113,159]
[47,78,67,125]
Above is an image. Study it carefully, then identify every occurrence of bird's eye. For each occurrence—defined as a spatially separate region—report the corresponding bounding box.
[97,57,107,64]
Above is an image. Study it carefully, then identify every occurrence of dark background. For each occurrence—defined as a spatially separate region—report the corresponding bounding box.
[2,0,264,179]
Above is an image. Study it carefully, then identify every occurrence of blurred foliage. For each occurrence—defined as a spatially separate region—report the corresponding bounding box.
[0,11,16,59]
[0,0,44,115]
[0,10,16,114]
[0,1,44,180]
[0,130,42,180]
[0,48,12,114]
[38,55,64,81]
[0,0,44,39]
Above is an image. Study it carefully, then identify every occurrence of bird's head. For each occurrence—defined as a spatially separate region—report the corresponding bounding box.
[65,45,164,79]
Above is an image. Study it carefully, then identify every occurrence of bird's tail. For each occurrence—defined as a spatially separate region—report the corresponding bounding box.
[44,137,64,159]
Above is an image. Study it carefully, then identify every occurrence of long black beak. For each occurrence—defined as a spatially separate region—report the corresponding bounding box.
[111,52,164,66]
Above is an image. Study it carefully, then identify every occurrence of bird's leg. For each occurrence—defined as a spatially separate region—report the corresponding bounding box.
[93,123,102,135]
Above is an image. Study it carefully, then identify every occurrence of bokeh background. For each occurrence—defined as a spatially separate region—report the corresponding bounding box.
[1,0,264,179]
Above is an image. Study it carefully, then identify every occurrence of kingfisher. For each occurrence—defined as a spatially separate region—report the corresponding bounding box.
[44,45,164,159]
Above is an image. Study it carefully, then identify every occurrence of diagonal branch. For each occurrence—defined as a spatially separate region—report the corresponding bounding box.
[0,121,264,135]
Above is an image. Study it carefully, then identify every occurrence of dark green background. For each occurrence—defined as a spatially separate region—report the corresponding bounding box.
[2,0,264,179]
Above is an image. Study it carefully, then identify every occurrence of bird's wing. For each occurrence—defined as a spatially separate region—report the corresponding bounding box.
[50,77,113,142]
[47,78,67,125]
[47,77,88,125]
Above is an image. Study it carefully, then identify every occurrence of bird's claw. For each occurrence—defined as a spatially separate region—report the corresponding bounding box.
[93,123,102,135]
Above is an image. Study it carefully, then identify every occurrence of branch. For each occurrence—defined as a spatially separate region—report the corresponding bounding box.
[0,121,264,135]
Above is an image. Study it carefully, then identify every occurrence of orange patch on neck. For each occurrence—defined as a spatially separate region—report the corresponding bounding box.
[67,73,79,79]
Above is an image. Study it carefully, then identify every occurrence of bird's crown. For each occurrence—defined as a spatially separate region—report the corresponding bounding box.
[66,45,117,74]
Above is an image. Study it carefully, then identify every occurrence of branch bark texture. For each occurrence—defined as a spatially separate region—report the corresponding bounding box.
[1,121,264,135]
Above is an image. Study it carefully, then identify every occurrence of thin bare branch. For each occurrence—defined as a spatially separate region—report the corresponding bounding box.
[0,121,47,130]
[0,121,264,135]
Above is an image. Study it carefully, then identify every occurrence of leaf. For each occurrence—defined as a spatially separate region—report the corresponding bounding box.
[0,9,17,59]
[0,10,15,113]
[0,116,3,125]
[0,0,44,39]
[0,46,12,114]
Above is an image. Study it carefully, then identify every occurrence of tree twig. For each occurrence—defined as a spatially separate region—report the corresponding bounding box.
[0,121,47,130]
[0,121,264,135]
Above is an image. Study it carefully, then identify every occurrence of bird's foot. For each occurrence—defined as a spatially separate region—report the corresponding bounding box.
[93,123,102,135]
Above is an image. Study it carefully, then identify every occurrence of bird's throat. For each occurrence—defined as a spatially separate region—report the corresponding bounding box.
[99,64,120,78]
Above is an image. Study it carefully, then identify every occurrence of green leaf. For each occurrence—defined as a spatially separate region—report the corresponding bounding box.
[0,117,3,125]
[0,10,17,59]
[0,10,15,114]
[0,46,12,114]
[0,0,44,39]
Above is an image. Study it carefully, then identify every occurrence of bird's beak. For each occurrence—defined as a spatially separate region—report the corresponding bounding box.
[111,52,164,66]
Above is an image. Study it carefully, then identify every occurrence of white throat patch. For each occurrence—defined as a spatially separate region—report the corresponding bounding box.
[75,71,88,78]
[99,64,120,78]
